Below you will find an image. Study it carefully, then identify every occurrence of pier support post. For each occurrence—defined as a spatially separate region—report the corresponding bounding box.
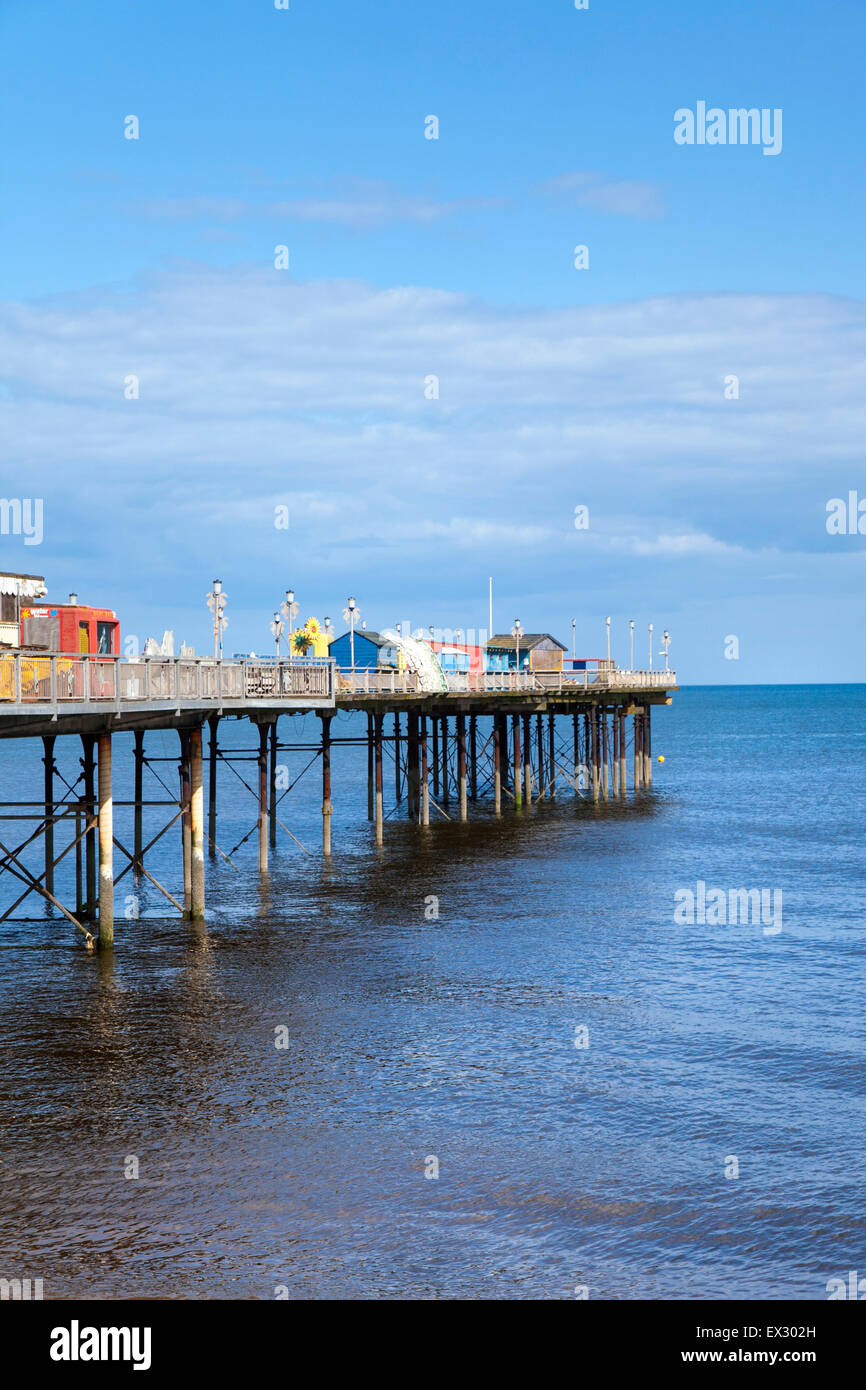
[133,729,144,875]
[42,734,55,895]
[493,715,502,814]
[394,713,402,804]
[97,733,113,949]
[440,716,449,804]
[536,714,544,799]
[81,735,96,919]
[602,709,610,801]
[208,715,219,857]
[548,713,556,798]
[591,707,600,803]
[179,730,192,915]
[512,715,522,808]
[612,710,619,796]
[407,713,420,821]
[257,723,269,872]
[618,707,627,796]
[470,715,478,801]
[457,714,467,821]
[420,715,430,826]
[644,709,652,788]
[320,713,332,855]
[374,714,384,845]
[366,713,374,820]
[269,721,278,849]
[573,713,580,792]
[634,711,643,791]
[432,716,440,799]
[500,712,510,792]
[522,714,532,804]
[189,725,205,920]
[75,799,84,918]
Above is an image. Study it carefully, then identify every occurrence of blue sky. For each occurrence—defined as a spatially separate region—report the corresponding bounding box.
[1,0,865,680]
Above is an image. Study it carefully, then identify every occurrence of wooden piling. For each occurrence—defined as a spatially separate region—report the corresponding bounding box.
[374,714,384,845]
[42,734,55,894]
[321,713,332,855]
[257,723,269,872]
[208,715,218,857]
[420,715,429,826]
[457,713,467,821]
[189,725,205,919]
[97,732,113,948]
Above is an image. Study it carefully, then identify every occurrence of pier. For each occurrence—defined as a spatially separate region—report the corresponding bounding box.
[0,651,676,950]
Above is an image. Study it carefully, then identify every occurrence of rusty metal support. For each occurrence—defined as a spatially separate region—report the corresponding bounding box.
[321,713,332,855]
[469,715,478,800]
[257,723,269,872]
[42,734,55,894]
[493,715,502,814]
[208,714,219,856]
[457,714,467,821]
[374,714,384,845]
[189,724,205,919]
[523,714,532,804]
[420,715,429,826]
[97,732,113,948]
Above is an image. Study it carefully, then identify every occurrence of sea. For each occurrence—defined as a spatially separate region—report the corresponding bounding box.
[0,685,863,1300]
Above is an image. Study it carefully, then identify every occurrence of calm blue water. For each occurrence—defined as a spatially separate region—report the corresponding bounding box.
[0,686,864,1299]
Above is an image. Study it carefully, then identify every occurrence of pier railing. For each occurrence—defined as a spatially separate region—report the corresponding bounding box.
[0,654,334,705]
[336,667,675,695]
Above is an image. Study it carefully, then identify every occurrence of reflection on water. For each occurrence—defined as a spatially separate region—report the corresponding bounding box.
[1,689,865,1299]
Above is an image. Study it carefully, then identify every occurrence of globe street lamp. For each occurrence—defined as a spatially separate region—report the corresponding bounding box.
[511,619,523,682]
[269,610,283,656]
[206,580,228,660]
[343,596,360,675]
[279,588,299,661]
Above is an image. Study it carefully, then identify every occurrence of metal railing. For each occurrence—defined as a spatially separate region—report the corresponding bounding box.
[0,654,334,705]
[335,666,675,696]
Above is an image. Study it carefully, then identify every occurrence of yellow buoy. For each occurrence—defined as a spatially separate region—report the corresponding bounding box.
[657,755,665,763]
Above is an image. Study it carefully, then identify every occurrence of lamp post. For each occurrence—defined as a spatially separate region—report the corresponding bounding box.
[605,615,611,666]
[269,611,283,656]
[571,618,576,661]
[280,589,298,663]
[629,620,635,671]
[661,629,671,673]
[511,619,523,683]
[206,580,228,660]
[648,622,654,671]
[343,596,360,675]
